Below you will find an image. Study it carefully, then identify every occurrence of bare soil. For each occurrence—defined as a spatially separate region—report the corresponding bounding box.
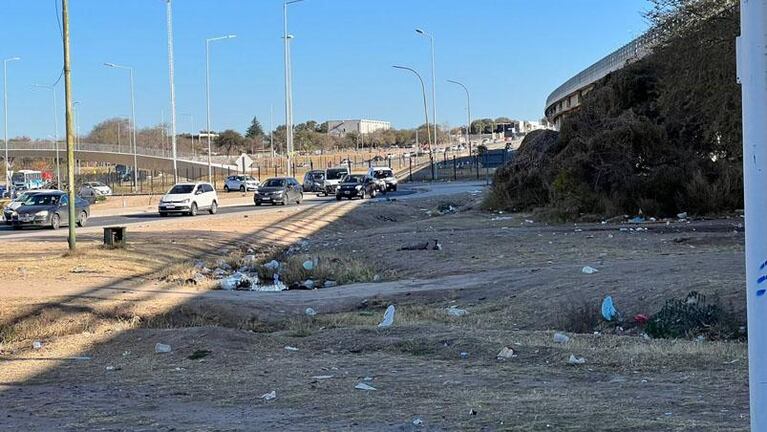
[0,187,750,431]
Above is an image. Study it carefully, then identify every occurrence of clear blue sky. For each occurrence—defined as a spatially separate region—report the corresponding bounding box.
[1,0,650,139]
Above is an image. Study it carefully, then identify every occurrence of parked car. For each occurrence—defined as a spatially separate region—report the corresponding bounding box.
[335,174,382,200]
[320,167,349,196]
[368,166,398,192]
[302,170,325,192]
[3,191,89,230]
[79,181,113,197]
[224,175,259,192]
[254,177,303,206]
[158,182,218,216]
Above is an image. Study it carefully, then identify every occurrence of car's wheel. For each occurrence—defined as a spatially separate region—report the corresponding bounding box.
[224,185,230,193]
[393,185,398,192]
[209,201,218,215]
[189,202,198,216]
[255,201,261,206]
[12,225,21,230]
[50,214,61,230]
[296,193,302,205]
[336,195,342,201]
[159,212,168,217]
[282,197,288,206]
[76,211,87,227]
[370,189,378,198]
[240,185,245,192]
[361,190,366,200]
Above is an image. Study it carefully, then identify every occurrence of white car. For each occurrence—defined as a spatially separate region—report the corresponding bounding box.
[79,181,113,197]
[368,166,397,192]
[158,182,218,216]
[224,175,259,192]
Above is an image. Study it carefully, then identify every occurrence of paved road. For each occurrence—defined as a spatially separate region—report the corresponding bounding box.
[0,181,486,239]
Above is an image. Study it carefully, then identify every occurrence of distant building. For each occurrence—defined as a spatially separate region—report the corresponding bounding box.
[327,119,391,136]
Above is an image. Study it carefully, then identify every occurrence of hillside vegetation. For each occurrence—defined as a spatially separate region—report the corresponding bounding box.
[487,1,741,219]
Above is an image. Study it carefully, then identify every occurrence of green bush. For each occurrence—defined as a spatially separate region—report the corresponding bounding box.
[645,291,740,340]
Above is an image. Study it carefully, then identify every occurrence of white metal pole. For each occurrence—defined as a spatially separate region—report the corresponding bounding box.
[129,68,138,191]
[270,103,274,157]
[166,0,178,182]
[206,38,212,181]
[283,2,291,176]
[429,35,437,148]
[738,2,767,429]
[3,60,6,188]
[53,88,60,186]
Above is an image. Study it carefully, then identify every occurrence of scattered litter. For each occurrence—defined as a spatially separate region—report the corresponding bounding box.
[155,343,172,354]
[460,352,469,359]
[496,347,515,360]
[312,375,333,380]
[302,260,315,271]
[324,280,337,288]
[677,212,688,220]
[524,219,534,224]
[70,266,96,274]
[355,383,377,391]
[601,296,618,321]
[446,306,468,317]
[260,390,277,401]
[242,255,257,265]
[553,333,570,344]
[363,376,374,381]
[433,240,443,251]
[188,349,212,360]
[469,409,478,416]
[189,272,207,285]
[263,260,280,271]
[378,305,396,328]
[303,279,315,289]
[568,354,586,365]
[491,216,513,221]
[633,314,649,325]
[305,307,317,317]
[105,365,115,371]
[581,266,599,274]
[285,346,299,352]
[412,418,424,427]
[373,274,382,282]
[219,272,258,291]
[398,239,442,251]
[629,216,646,224]
[32,340,43,350]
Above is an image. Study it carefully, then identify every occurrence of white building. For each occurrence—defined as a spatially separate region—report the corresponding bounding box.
[327,119,391,136]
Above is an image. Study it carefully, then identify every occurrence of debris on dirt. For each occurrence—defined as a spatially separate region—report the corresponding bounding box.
[355,383,377,391]
[581,266,599,274]
[105,365,116,371]
[412,418,424,427]
[460,352,469,359]
[324,280,337,288]
[187,272,207,285]
[285,346,299,352]
[553,333,570,343]
[446,306,468,317]
[378,305,396,328]
[305,307,317,317]
[264,260,280,271]
[634,314,649,325]
[568,354,586,365]
[260,390,277,401]
[312,375,333,380]
[70,266,97,274]
[496,347,515,360]
[32,340,43,350]
[212,268,228,279]
[491,216,514,221]
[219,272,258,291]
[302,260,315,271]
[188,349,212,360]
[155,343,172,354]
[242,255,257,265]
[373,274,382,282]
[601,296,619,321]
[677,212,689,220]
[469,409,478,416]
[303,279,316,289]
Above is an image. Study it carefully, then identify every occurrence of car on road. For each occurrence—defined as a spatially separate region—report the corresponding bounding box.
[224,175,259,192]
[3,190,90,230]
[320,167,349,196]
[368,166,398,192]
[158,182,218,217]
[302,170,325,192]
[254,177,303,206]
[335,174,382,200]
[79,181,113,197]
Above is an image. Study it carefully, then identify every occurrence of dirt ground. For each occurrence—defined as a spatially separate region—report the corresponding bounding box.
[0,187,750,431]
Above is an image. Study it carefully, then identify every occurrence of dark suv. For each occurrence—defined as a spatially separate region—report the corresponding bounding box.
[335,175,382,200]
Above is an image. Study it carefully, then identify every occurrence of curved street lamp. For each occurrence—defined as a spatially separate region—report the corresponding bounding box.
[447,79,471,154]
[393,65,434,180]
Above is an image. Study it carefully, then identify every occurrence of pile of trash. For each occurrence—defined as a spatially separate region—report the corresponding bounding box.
[205,256,338,292]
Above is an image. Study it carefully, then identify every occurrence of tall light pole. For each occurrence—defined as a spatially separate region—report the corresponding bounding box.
[104,62,138,190]
[205,34,236,181]
[447,79,471,154]
[3,57,20,189]
[165,0,179,182]
[181,113,196,156]
[73,101,80,176]
[416,28,437,149]
[33,83,61,187]
[284,0,304,177]
[393,65,434,180]
[738,1,767,428]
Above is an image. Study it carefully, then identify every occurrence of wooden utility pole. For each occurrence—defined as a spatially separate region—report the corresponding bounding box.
[62,0,76,250]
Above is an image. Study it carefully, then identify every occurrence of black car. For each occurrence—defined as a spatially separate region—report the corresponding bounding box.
[3,191,90,230]
[254,177,303,206]
[335,175,382,200]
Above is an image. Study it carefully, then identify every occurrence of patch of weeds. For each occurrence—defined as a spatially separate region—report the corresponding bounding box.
[556,300,601,334]
[254,253,382,287]
[286,317,314,337]
[646,291,742,340]
[394,338,437,356]
[188,349,212,360]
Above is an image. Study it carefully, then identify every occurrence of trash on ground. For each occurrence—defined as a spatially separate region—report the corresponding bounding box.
[303,279,316,289]
[581,266,599,274]
[302,260,315,271]
[32,340,43,350]
[601,296,618,321]
[413,418,424,426]
[263,260,280,271]
[305,307,317,317]
[677,212,688,219]
[219,272,258,291]
[324,280,338,288]
[553,332,570,343]
[633,314,649,325]
[355,383,377,391]
[378,305,396,328]
[105,365,115,371]
[398,239,441,251]
[568,354,586,365]
[460,352,469,359]
[285,346,299,352]
[496,347,515,360]
[260,390,277,401]
[312,375,333,380]
[446,306,468,317]
[155,343,172,354]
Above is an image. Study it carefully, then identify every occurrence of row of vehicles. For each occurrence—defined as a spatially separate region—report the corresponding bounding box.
[3,190,91,230]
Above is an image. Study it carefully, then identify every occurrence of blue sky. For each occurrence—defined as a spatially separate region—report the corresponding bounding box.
[1,0,650,139]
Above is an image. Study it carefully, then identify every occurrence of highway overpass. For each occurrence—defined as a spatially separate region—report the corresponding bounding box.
[545,31,656,128]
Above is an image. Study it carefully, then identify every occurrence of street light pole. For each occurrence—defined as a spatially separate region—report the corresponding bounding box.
[33,83,61,187]
[447,79,471,154]
[105,63,138,191]
[284,0,304,177]
[393,65,433,180]
[206,34,236,182]
[416,28,437,149]
[3,57,20,190]
[165,0,179,182]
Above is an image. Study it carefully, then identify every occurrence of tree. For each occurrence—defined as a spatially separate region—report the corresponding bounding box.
[214,129,246,156]
[246,116,265,139]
